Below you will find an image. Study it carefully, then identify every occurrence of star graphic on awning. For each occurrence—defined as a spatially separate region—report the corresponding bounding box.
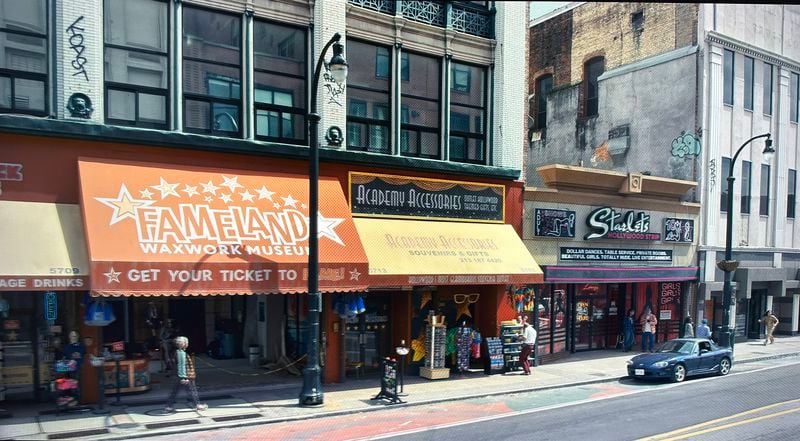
[349,268,362,281]
[150,177,180,199]
[256,185,275,201]
[240,190,255,202]
[183,184,199,198]
[205,196,215,203]
[220,193,233,204]
[317,213,345,245]
[201,180,220,195]
[273,202,282,209]
[282,194,299,208]
[95,184,154,225]
[220,175,243,192]
[139,188,154,199]
[103,267,122,284]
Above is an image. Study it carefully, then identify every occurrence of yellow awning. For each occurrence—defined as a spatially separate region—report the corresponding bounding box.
[354,218,543,286]
[0,201,89,291]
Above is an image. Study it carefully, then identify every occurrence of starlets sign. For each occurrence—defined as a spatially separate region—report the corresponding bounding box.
[77,158,369,296]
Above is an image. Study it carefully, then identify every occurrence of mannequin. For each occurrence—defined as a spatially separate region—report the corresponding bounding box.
[64,331,85,366]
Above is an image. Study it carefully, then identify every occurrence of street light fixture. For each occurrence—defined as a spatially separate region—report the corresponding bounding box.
[716,133,774,352]
[299,32,348,407]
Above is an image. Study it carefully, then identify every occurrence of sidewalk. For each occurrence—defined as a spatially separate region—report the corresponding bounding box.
[3,336,799,440]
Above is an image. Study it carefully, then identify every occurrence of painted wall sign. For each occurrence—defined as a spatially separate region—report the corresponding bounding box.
[664,218,694,243]
[0,163,23,181]
[534,208,576,237]
[349,172,505,222]
[560,247,672,262]
[44,291,57,321]
[584,207,661,241]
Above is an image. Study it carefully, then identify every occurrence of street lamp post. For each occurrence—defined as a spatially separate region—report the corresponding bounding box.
[717,133,775,351]
[299,33,348,407]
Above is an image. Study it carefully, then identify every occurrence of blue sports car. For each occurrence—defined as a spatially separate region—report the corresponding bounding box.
[626,338,733,382]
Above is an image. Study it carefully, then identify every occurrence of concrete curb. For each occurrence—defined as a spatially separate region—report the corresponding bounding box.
[52,351,800,440]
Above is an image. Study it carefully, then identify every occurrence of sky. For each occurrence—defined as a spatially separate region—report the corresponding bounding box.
[529,1,571,21]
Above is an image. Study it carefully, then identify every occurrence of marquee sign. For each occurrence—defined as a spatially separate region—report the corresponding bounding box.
[584,206,661,241]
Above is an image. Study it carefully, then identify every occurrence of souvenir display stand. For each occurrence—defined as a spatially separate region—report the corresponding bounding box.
[52,359,79,410]
[500,321,524,373]
[420,315,449,380]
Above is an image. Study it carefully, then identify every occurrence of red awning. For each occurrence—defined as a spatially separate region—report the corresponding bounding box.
[78,158,368,296]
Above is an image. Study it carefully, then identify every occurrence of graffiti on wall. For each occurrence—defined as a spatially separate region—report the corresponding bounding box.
[66,16,89,82]
[668,129,702,180]
[322,69,345,107]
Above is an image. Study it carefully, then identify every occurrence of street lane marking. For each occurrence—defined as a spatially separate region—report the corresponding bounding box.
[635,397,800,440]
[638,404,800,441]
[358,360,800,441]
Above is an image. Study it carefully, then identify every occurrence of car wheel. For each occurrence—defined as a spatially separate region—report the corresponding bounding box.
[671,364,686,383]
[718,357,731,376]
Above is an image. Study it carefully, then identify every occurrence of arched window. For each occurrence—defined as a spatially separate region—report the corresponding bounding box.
[584,57,604,117]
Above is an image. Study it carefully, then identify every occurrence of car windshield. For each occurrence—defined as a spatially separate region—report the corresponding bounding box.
[657,341,695,354]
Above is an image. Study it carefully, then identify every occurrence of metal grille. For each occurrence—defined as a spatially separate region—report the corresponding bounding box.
[451,4,492,38]
[401,1,446,27]
[347,0,395,14]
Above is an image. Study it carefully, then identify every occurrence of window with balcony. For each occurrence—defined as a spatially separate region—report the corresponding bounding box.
[253,20,306,144]
[183,7,241,137]
[0,0,47,116]
[449,61,486,164]
[104,0,168,128]
[346,40,391,154]
[401,51,441,159]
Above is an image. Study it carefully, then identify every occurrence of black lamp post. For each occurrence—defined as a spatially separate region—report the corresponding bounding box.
[716,133,775,351]
[299,33,348,407]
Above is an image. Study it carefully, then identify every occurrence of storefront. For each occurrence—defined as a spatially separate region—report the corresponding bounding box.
[524,165,700,360]
[325,172,542,381]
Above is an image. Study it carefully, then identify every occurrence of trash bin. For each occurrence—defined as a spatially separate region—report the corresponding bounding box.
[221,333,235,359]
[248,345,260,367]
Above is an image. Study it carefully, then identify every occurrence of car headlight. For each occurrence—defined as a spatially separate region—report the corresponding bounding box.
[626,360,633,366]
[653,361,669,368]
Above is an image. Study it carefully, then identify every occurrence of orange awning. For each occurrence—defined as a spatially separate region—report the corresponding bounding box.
[78,158,368,296]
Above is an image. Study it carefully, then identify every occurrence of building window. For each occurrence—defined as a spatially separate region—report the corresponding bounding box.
[534,74,552,130]
[104,0,168,128]
[791,72,799,123]
[743,56,754,111]
[763,62,773,116]
[449,62,486,164]
[401,52,410,82]
[788,169,796,219]
[401,51,441,159]
[375,46,390,78]
[584,57,604,117]
[0,0,47,116]
[741,160,751,214]
[760,164,770,216]
[346,40,391,154]
[182,7,241,137]
[721,157,731,212]
[253,20,306,144]
[723,49,734,106]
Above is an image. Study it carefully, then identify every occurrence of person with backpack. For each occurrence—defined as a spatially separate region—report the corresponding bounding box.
[165,336,207,412]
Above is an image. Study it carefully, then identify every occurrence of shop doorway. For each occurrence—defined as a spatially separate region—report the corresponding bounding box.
[573,284,620,351]
[747,290,768,339]
[344,293,391,373]
[168,298,206,354]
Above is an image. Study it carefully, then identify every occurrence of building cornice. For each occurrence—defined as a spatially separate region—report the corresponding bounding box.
[706,31,800,72]
[0,115,520,180]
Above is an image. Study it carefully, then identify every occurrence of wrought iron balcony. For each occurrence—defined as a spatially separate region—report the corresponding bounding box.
[348,0,494,39]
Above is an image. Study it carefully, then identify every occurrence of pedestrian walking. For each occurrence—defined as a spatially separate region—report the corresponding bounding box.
[759,310,779,346]
[622,309,635,352]
[518,317,537,376]
[165,336,207,413]
[640,307,657,352]
[696,318,712,339]
[684,316,694,338]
